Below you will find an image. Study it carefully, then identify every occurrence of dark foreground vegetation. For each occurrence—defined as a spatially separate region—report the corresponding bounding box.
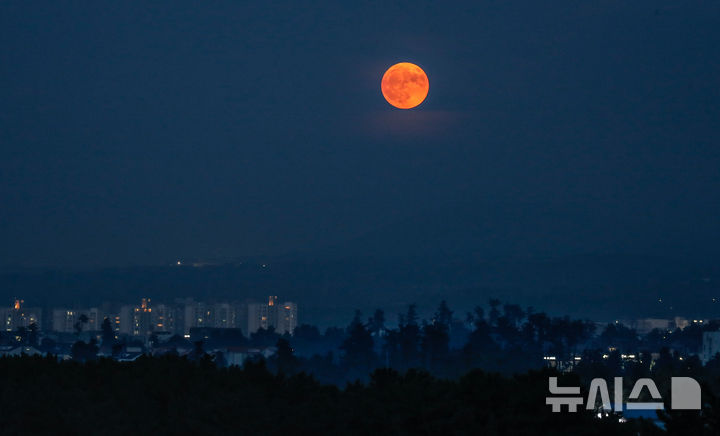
[5,299,720,434]
[0,355,715,435]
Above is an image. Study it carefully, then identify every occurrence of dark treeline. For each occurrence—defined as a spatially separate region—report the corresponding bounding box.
[8,299,719,385]
[6,300,720,433]
[0,355,654,435]
[4,354,720,435]
[240,300,718,385]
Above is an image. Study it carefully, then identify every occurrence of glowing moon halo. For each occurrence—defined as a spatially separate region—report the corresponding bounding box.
[381,62,429,109]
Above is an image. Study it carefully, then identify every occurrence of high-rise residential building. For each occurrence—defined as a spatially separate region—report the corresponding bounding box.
[247,302,270,334]
[152,303,176,333]
[234,301,249,336]
[52,309,78,333]
[213,303,235,329]
[185,300,205,334]
[0,299,42,332]
[177,300,246,333]
[109,312,122,334]
[118,305,134,335]
[183,299,231,335]
[132,298,153,336]
[41,297,299,338]
[51,307,103,333]
[86,307,103,331]
[247,296,298,335]
[277,302,298,335]
[267,295,278,328]
[116,299,154,336]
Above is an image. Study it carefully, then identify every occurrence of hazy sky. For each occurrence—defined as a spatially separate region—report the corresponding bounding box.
[2,0,720,267]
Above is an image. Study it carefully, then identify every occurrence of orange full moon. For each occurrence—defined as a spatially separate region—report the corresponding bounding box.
[381,62,429,109]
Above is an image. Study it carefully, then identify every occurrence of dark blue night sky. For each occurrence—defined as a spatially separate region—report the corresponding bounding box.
[2,1,720,268]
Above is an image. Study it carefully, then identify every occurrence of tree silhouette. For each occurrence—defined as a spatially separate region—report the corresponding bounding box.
[74,314,89,335]
[502,303,525,328]
[101,317,115,347]
[421,321,449,372]
[463,305,496,369]
[275,337,298,374]
[420,301,453,371]
[71,338,98,362]
[398,305,421,369]
[190,341,206,361]
[488,298,501,327]
[368,309,385,336]
[340,311,375,375]
[251,326,280,348]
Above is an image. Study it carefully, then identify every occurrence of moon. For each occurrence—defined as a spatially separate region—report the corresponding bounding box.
[381,62,429,109]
